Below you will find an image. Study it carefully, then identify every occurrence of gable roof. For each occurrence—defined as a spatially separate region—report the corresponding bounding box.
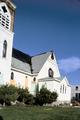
[62,76,70,86]
[11,48,52,74]
[31,52,51,73]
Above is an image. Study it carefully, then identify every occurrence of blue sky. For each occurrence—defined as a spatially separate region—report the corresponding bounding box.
[13,0,80,85]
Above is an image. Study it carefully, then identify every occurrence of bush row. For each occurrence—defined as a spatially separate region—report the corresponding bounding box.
[0,85,58,106]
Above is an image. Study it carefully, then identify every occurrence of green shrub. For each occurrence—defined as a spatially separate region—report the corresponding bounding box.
[17,88,34,105]
[17,88,29,102]
[0,84,57,106]
[0,85,18,106]
[35,93,43,106]
[24,94,34,105]
[35,86,58,106]
[48,92,58,103]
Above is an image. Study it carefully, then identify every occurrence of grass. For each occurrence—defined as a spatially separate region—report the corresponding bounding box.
[0,106,80,120]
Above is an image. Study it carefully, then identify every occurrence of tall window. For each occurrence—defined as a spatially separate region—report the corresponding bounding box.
[3,40,7,58]
[11,72,14,80]
[33,77,36,82]
[76,86,78,91]
[75,93,79,100]
[51,53,54,60]
[60,85,62,93]
[48,68,53,77]
[65,87,66,94]
[63,85,64,93]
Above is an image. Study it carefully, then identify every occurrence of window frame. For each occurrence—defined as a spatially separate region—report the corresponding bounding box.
[11,72,14,80]
[3,40,7,58]
[76,86,78,91]
[48,68,53,78]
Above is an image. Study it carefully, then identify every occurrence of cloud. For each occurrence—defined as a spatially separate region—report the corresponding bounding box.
[58,57,80,73]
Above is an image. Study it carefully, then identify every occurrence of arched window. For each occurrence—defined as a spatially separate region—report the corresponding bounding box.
[3,40,7,58]
[11,72,14,80]
[76,86,78,91]
[65,87,66,94]
[48,68,53,77]
[60,85,62,93]
[51,53,54,60]
[33,77,36,82]
[63,85,64,93]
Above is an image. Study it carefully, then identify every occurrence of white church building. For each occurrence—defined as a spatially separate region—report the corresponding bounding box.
[0,0,71,104]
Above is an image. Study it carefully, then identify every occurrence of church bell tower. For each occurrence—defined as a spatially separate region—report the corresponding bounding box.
[0,0,16,85]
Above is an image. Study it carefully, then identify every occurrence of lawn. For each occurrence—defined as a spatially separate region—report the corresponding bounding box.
[0,106,80,120]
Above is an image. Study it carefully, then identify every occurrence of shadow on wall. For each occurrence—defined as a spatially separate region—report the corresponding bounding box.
[0,116,4,120]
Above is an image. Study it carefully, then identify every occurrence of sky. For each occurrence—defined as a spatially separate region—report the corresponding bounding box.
[13,0,80,85]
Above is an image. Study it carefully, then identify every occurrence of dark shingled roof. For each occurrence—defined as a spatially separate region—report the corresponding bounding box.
[12,48,32,73]
[31,51,51,73]
[11,48,52,74]
[12,48,31,65]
